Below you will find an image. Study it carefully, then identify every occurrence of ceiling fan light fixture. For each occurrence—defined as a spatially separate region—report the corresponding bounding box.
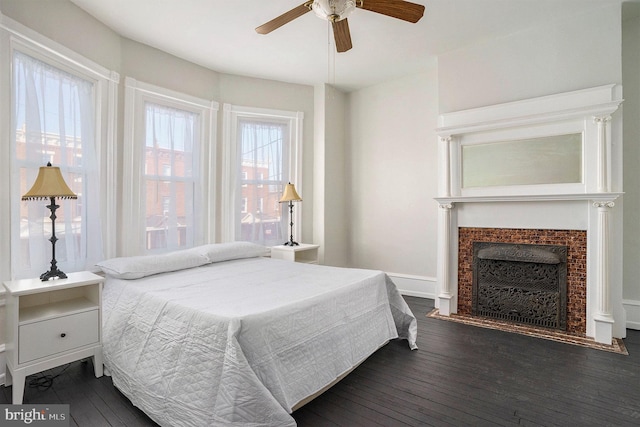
[312,0,356,22]
[256,0,424,53]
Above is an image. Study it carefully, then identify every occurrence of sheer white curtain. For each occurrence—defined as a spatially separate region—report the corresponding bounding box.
[11,51,103,279]
[143,102,198,252]
[236,118,288,246]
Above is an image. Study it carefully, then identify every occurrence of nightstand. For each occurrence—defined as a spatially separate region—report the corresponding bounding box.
[3,271,104,404]
[270,243,320,264]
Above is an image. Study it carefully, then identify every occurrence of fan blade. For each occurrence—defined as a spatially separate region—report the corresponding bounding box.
[255,2,312,34]
[332,19,353,53]
[357,0,425,23]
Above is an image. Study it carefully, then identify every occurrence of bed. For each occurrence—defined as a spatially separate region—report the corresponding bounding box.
[97,242,418,427]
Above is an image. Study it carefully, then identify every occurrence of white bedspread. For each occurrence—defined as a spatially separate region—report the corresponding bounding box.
[102,257,417,427]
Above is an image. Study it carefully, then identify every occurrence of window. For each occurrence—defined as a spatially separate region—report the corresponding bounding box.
[223,105,303,246]
[123,78,217,255]
[143,103,198,251]
[3,21,118,280]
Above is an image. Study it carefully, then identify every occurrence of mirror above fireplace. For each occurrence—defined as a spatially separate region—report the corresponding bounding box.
[462,133,583,189]
[436,84,623,199]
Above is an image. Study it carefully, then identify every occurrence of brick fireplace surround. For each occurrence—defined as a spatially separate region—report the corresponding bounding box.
[458,227,587,335]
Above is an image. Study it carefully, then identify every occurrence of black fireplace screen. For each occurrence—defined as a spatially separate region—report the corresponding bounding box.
[472,242,568,330]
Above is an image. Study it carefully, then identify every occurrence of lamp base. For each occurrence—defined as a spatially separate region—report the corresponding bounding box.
[283,240,300,246]
[40,268,67,281]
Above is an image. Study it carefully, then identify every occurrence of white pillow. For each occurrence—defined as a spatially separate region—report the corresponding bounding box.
[96,250,209,279]
[194,241,270,263]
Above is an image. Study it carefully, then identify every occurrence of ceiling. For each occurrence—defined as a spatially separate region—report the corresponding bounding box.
[70,0,621,92]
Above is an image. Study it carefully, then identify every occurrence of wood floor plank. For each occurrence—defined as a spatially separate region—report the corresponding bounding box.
[1,296,638,427]
[330,372,500,427]
[90,376,159,427]
[294,296,640,427]
[50,363,111,427]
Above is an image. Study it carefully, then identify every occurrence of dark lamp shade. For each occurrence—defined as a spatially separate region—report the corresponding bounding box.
[279,183,302,203]
[22,164,77,200]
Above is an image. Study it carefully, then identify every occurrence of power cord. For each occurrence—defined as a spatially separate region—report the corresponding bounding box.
[27,361,79,391]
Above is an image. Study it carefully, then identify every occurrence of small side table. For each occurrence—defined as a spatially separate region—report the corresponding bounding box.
[3,271,104,404]
[271,243,320,264]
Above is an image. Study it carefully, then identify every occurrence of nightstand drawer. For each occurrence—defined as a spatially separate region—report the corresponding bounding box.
[19,309,99,364]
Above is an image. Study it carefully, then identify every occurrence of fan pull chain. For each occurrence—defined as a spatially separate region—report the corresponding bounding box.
[327,19,329,83]
[327,20,335,85]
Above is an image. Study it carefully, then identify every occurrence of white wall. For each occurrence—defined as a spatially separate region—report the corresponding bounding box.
[0,0,121,70]
[347,66,439,298]
[622,5,640,328]
[313,84,348,267]
[438,4,622,113]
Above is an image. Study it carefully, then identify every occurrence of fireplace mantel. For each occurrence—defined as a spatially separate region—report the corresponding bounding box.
[434,85,625,345]
[435,193,622,204]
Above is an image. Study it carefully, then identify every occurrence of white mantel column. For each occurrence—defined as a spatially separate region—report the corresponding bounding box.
[593,200,615,344]
[437,202,455,315]
[594,115,612,193]
[439,136,452,197]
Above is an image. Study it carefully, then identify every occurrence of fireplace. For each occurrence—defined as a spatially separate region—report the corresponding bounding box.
[458,227,586,335]
[472,242,568,330]
[435,85,625,343]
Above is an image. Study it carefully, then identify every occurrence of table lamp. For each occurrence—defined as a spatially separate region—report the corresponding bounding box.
[279,182,302,246]
[22,162,77,281]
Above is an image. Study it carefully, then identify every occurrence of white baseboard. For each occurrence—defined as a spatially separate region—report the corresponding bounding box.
[387,272,436,300]
[623,299,640,330]
[0,297,5,385]
[0,343,5,386]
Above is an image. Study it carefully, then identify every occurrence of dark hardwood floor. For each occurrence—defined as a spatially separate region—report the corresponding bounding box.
[2,296,639,426]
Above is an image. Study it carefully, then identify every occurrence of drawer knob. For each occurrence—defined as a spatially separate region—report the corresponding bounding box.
[60,333,66,338]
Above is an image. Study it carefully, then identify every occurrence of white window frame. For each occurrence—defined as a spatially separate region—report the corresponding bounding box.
[122,77,218,256]
[222,104,303,243]
[0,13,119,280]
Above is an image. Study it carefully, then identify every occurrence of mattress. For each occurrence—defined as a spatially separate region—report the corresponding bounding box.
[101,256,417,426]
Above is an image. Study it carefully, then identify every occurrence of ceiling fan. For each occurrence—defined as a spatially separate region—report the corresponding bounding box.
[255,0,425,53]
